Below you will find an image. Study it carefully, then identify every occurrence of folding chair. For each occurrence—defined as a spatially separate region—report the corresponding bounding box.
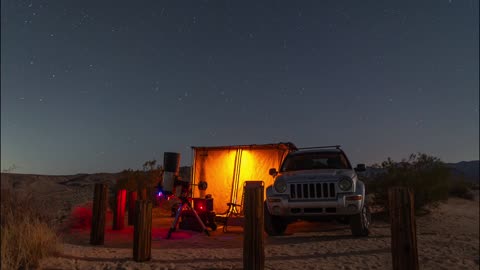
[222,190,245,232]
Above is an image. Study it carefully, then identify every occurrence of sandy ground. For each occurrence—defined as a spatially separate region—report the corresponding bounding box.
[2,173,478,270]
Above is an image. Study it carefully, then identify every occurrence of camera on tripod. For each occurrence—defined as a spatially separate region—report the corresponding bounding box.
[158,152,217,238]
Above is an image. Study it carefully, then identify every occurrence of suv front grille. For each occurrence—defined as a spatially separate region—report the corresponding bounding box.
[290,183,336,200]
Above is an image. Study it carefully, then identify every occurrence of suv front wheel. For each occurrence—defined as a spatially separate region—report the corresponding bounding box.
[264,202,288,236]
[349,204,371,236]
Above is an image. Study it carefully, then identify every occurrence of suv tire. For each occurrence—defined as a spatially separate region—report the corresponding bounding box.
[349,204,371,237]
[264,203,288,236]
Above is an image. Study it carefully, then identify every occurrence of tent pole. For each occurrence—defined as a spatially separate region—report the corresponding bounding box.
[225,148,241,215]
[231,149,242,213]
[190,147,195,199]
[231,149,239,207]
[234,150,243,205]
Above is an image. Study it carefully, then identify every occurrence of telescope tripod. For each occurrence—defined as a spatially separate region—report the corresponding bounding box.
[166,196,210,239]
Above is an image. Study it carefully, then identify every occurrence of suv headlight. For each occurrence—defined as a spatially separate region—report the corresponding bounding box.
[338,178,352,191]
[274,179,287,193]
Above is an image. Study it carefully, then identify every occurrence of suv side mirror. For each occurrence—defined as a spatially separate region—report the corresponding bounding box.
[355,164,366,172]
[269,168,278,176]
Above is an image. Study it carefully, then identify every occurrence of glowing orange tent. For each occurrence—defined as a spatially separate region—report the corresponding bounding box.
[190,142,297,214]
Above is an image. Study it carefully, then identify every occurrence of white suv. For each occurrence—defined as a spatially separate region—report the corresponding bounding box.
[265,145,370,236]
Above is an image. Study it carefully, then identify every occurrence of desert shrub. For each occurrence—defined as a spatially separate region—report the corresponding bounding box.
[1,189,59,269]
[363,153,451,212]
[449,179,475,200]
[111,161,164,211]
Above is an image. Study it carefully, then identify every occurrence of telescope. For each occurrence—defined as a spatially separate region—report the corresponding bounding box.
[158,152,190,198]
[157,152,216,238]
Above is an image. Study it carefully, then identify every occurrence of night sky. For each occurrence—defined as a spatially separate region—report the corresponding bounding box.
[1,1,478,175]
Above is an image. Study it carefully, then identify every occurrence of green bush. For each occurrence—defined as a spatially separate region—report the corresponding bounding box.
[363,153,451,212]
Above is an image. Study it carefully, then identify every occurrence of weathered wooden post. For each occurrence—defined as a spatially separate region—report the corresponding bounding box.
[138,188,147,200]
[243,181,265,270]
[389,187,419,270]
[112,189,127,230]
[90,183,108,245]
[133,200,152,262]
[128,191,138,226]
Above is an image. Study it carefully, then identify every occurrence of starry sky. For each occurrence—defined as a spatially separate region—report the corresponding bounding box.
[1,0,479,175]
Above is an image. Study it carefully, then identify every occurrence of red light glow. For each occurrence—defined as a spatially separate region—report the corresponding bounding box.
[69,204,93,229]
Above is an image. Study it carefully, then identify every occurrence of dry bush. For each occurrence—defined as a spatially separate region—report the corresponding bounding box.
[1,189,59,270]
[449,179,475,200]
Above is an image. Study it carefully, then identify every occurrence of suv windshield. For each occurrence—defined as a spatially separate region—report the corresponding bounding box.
[280,152,351,172]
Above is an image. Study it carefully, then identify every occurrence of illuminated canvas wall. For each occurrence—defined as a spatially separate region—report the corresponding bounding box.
[192,145,292,214]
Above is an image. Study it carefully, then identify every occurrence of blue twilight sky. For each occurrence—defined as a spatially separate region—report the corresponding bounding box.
[1,0,478,175]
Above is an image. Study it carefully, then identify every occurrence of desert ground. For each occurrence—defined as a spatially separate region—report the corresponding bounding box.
[1,173,479,270]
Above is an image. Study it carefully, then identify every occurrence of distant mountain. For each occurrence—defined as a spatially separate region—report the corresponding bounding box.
[0,166,193,191]
[447,160,479,184]
[0,172,121,191]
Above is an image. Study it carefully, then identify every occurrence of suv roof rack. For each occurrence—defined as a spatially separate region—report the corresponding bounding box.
[296,145,341,150]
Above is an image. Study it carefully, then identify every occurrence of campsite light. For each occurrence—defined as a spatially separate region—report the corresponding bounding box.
[194,201,206,212]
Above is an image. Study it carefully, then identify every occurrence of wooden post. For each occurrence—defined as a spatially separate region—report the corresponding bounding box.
[90,183,108,245]
[389,187,419,270]
[128,191,138,226]
[243,181,265,270]
[138,188,147,200]
[133,200,152,262]
[112,189,127,230]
